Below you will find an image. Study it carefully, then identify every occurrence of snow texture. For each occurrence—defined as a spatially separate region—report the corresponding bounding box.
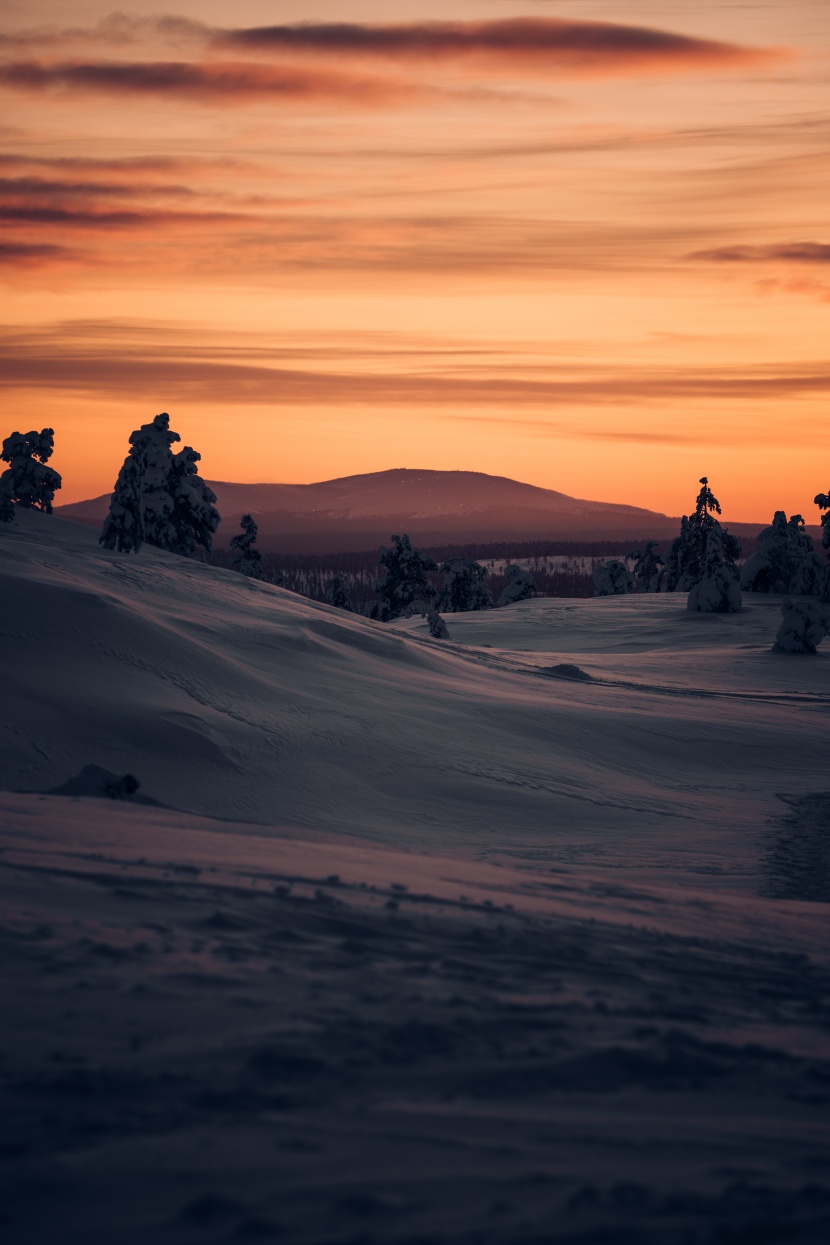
[498,562,536,606]
[773,595,830,653]
[0,427,62,517]
[592,558,634,596]
[438,557,492,611]
[230,513,265,580]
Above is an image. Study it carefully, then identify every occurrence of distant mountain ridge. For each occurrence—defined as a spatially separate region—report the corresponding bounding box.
[57,466,763,553]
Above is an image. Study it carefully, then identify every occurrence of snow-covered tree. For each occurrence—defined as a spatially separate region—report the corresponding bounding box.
[628,542,664,593]
[592,559,634,597]
[686,526,742,613]
[498,564,536,607]
[0,427,62,517]
[773,596,830,654]
[371,534,437,621]
[0,479,14,523]
[815,490,830,602]
[665,478,740,592]
[741,511,824,597]
[100,413,219,557]
[438,558,492,612]
[230,513,265,579]
[426,606,451,639]
[325,573,353,611]
[100,413,178,553]
[168,446,220,559]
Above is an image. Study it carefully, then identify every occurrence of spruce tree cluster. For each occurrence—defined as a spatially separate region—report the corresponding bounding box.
[438,558,492,612]
[741,511,825,597]
[100,413,219,557]
[371,534,437,621]
[0,428,62,521]
[230,514,265,580]
[592,559,634,596]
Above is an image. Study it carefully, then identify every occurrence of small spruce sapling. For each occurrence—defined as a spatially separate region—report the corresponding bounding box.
[426,606,451,639]
[325,574,354,611]
[0,428,62,518]
[372,534,437,621]
[230,513,265,579]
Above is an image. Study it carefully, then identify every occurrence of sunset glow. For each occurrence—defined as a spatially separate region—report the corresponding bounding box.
[1,1,828,519]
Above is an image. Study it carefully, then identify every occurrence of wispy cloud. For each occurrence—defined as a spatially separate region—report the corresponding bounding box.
[0,59,427,107]
[1,328,827,408]
[688,242,830,263]
[214,18,789,78]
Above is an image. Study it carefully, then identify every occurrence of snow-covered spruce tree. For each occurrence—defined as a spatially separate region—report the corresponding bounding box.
[100,413,179,553]
[0,428,62,516]
[592,559,634,597]
[665,477,740,592]
[686,525,742,613]
[100,413,218,557]
[168,446,220,559]
[498,564,536,607]
[438,558,493,612]
[325,574,353,611]
[815,490,830,602]
[773,596,830,654]
[0,478,14,523]
[628,542,664,593]
[426,606,451,639]
[741,511,824,597]
[230,514,265,579]
[371,534,437,621]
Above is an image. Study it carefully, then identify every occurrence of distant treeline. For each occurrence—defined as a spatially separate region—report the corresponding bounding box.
[210,532,761,612]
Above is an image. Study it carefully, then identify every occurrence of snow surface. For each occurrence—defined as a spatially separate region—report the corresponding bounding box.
[2,511,829,1244]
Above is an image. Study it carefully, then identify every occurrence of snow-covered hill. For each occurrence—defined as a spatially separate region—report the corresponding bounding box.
[2,511,829,1245]
[58,466,680,550]
[3,509,827,879]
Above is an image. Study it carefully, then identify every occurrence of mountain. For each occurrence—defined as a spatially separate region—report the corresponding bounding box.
[58,467,680,552]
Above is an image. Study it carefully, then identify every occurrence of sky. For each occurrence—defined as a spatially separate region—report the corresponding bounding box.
[0,2,828,519]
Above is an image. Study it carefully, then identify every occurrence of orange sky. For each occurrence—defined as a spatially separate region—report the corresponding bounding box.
[1,1,828,521]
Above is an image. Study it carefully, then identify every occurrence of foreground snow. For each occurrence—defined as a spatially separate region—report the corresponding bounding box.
[1,512,829,1243]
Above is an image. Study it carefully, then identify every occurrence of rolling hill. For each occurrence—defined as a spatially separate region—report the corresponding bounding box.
[58,467,681,552]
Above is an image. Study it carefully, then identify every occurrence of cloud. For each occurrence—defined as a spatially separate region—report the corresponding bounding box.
[0,240,72,265]
[0,203,243,229]
[688,242,830,264]
[1,334,828,409]
[0,174,196,200]
[0,59,426,107]
[214,17,789,78]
